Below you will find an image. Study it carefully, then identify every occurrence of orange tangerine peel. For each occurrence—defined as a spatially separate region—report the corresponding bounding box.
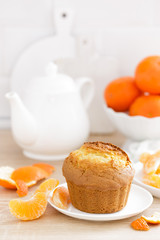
[0,166,17,189]
[142,212,160,224]
[131,217,150,231]
[0,164,56,197]
[140,151,160,175]
[11,166,49,184]
[0,166,36,190]
[52,186,71,210]
[16,180,28,197]
[9,192,48,221]
[32,163,55,176]
[35,178,59,197]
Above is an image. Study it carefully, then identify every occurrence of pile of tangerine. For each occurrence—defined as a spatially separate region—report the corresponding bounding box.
[104,56,160,118]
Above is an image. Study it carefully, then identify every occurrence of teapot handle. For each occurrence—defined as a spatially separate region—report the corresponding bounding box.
[76,77,94,109]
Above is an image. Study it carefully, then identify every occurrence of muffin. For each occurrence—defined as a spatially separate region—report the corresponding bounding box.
[62,141,134,213]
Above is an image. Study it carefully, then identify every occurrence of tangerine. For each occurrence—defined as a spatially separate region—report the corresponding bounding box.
[11,166,48,184]
[135,56,160,94]
[52,186,71,209]
[35,178,59,196]
[129,95,160,118]
[142,212,160,224]
[32,163,55,176]
[131,217,150,231]
[104,77,141,111]
[0,166,16,189]
[9,192,47,221]
[16,180,28,197]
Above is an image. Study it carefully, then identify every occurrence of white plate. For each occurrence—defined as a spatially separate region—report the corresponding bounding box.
[134,162,160,198]
[48,183,153,221]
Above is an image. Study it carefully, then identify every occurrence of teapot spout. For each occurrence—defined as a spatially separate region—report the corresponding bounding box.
[6,92,37,146]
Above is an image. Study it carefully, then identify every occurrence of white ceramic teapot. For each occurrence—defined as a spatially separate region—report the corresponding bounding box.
[6,62,94,160]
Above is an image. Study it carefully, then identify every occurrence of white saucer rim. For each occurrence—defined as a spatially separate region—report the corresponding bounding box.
[48,182,153,221]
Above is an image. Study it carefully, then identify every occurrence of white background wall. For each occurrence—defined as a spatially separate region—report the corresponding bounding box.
[1,0,160,129]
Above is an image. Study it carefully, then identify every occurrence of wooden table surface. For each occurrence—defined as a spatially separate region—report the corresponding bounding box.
[0,130,160,240]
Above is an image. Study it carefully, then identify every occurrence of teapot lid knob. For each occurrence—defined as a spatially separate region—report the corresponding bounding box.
[45,62,58,77]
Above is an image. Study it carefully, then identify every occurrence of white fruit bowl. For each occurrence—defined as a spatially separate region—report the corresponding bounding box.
[104,104,160,141]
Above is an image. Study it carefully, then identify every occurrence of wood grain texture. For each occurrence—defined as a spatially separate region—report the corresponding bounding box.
[0,130,160,240]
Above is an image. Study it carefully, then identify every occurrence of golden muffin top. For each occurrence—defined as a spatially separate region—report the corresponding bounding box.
[70,142,130,170]
[63,142,134,190]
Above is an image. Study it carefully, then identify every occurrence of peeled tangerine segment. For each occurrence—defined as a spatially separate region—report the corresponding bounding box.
[143,173,160,188]
[9,192,48,221]
[140,151,160,174]
[0,166,16,189]
[142,212,160,224]
[35,178,59,196]
[52,186,71,210]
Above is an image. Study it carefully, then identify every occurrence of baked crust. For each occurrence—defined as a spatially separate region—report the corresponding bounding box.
[62,142,134,191]
[67,180,131,213]
[82,141,128,156]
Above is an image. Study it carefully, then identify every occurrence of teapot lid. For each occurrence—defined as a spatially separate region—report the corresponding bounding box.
[26,62,76,95]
